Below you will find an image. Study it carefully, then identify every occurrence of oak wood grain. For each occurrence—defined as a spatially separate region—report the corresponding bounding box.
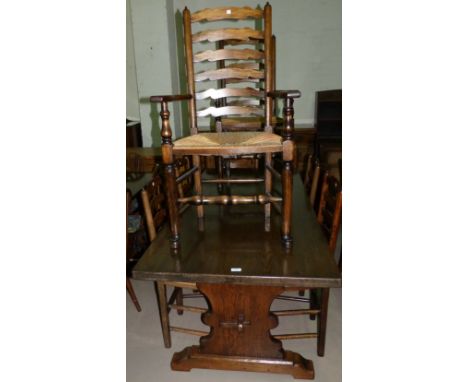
[193,48,264,63]
[133,175,341,289]
[195,67,264,82]
[195,87,262,100]
[191,7,263,23]
[192,28,263,43]
[196,105,263,118]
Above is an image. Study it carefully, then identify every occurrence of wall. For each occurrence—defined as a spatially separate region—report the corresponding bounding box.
[126,0,141,121]
[128,0,341,147]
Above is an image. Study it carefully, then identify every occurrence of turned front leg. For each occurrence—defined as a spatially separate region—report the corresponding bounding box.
[160,101,180,247]
[281,96,295,247]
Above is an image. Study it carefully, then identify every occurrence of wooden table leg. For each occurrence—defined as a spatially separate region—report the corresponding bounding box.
[171,283,314,379]
[317,288,330,357]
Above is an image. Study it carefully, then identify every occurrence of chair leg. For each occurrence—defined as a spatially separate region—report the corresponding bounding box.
[216,156,224,194]
[225,158,232,196]
[192,155,204,231]
[317,288,330,357]
[264,153,272,232]
[309,159,320,210]
[309,288,318,320]
[126,277,141,312]
[160,101,180,247]
[175,287,183,315]
[281,159,293,247]
[155,281,171,348]
[338,249,342,272]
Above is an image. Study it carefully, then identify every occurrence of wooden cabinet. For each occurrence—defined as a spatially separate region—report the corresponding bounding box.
[315,89,342,141]
[126,119,142,148]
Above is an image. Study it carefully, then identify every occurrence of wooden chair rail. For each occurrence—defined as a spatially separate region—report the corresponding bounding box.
[225,62,262,70]
[225,78,261,84]
[169,304,206,314]
[168,305,321,317]
[171,326,208,337]
[191,7,263,23]
[170,327,319,342]
[273,333,318,340]
[176,165,199,184]
[202,178,264,184]
[192,28,263,43]
[177,194,282,205]
[195,67,264,82]
[195,87,262,100]
[196,105,264,118]
[226,99,261,107]
[193,48,264,63]
[265,163,281,179]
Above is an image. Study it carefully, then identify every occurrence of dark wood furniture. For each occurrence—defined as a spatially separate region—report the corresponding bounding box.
[317,173,342,255]
[126,119,143,148]
[285,172,342,340]
[308,156,322,211]
[126,147,162,174]
[313,90,341,177]
[318,172,342,271]
[150,4,300,249]
[141,170,167,241]
[126,189,141,312]
[315,90,341,146]
[133,176,341,379]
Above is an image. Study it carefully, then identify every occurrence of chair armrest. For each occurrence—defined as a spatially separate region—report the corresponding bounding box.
[150,94,192,103]
[267,90,301,99]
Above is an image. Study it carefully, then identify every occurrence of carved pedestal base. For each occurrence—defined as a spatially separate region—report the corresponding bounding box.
[171,345,314,379]
[170,283,315,380]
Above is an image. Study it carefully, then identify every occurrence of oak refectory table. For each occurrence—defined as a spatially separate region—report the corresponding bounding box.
[133,176,341,379]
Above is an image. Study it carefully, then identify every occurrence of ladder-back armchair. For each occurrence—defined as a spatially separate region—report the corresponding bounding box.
[150,3,300,248]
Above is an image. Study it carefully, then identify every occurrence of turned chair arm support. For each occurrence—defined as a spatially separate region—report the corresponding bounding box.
[150,94,192,103]
[149,95,192,143]
[267,90,301,142]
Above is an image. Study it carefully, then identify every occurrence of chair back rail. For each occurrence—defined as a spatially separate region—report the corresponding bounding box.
[195,87,263,100]
[192,28,263,43]
[195,67,264,82]
[193,49,264,63]
[191,6,263,22]
[317,173,342,254]
[197,105,264,118]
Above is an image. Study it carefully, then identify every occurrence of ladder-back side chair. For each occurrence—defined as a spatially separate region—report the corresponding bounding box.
[150,3,300,248]
[276,172,342,356]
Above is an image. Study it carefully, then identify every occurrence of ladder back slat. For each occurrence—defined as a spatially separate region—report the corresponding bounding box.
[226,99,261,107]
[193,48,264,63]
[195,68,264,82]
[196,87,263,100]
[225,78,261,84]
[191,7,263,23]
[192,28,263,43]
[226,62,261,70]
[197,106,264,118]
[223,39,261,46]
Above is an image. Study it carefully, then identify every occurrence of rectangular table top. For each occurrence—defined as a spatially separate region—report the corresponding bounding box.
[133,176,341,289]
